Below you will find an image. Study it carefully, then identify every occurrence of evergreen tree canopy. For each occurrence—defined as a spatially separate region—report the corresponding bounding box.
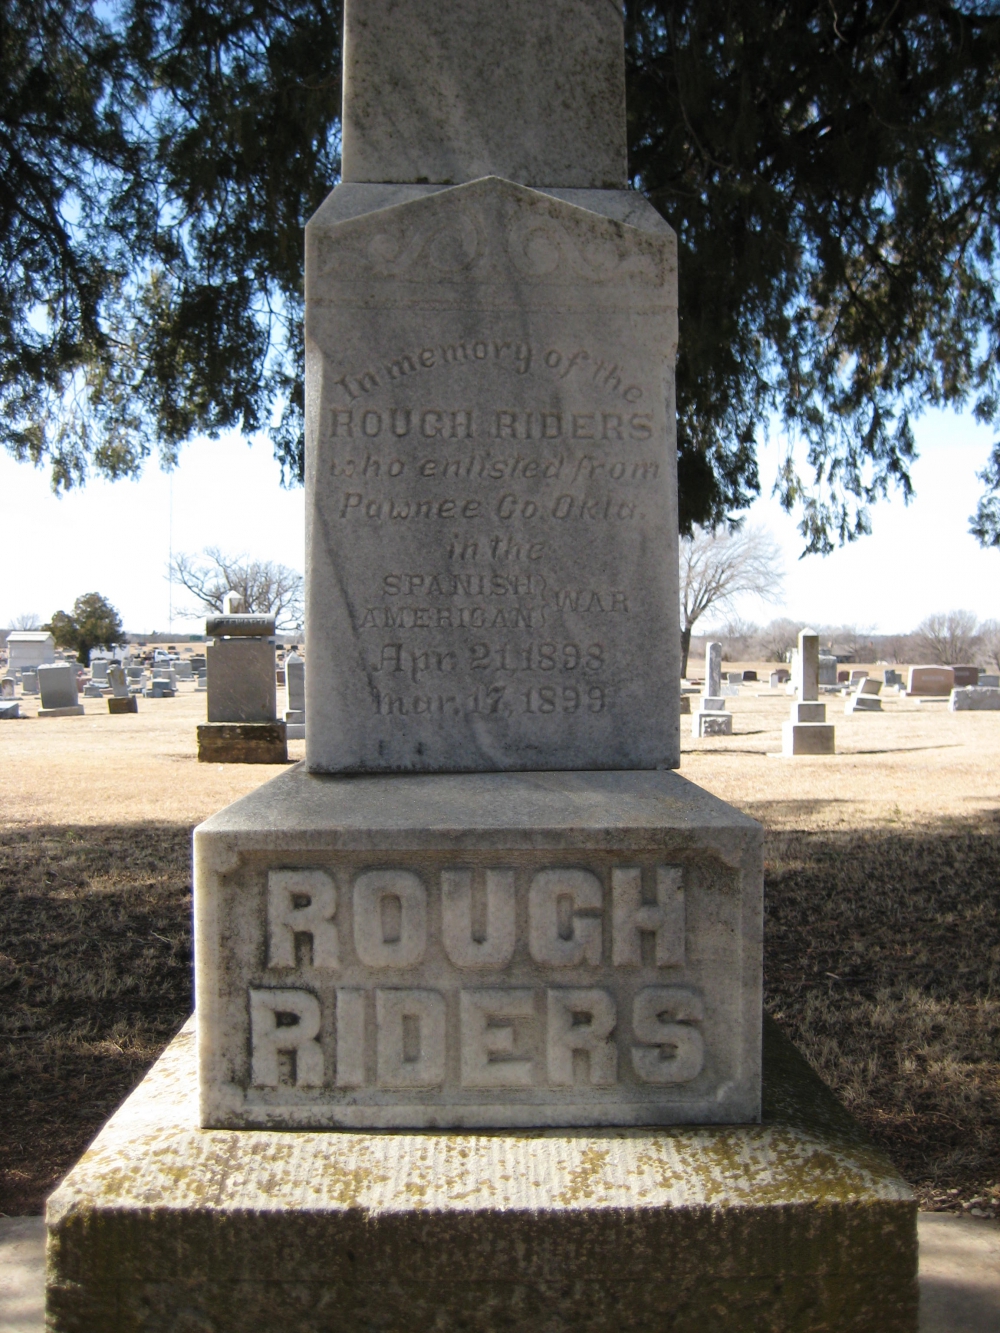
[3,1,1000,551]
[47,591,124,662]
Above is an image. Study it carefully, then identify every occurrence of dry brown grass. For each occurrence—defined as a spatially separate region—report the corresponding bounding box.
[764,816,1000,1218]
[0,824,193,1214]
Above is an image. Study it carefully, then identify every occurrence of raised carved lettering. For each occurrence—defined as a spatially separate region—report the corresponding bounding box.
[441,869,516,969]
[267,869,339,970]
[546,988,617,1086]
[375,988,446,1088]
[353,870,427,967]
[528,869,603,966]
[459,988,535,1087]
[631,986,704,1084]
[611,866,684,967]
[249,987,324,1088]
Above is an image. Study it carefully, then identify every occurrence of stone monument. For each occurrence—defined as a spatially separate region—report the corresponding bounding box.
[197,611,287,763]
[284,651,305,739]
[107,664,138,715]
[691,640,732,737]
[781,629,835,755]
[45,5,915,1330]
[36,662,84,718]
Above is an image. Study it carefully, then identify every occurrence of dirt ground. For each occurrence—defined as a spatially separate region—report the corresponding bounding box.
[1,682,998,1217]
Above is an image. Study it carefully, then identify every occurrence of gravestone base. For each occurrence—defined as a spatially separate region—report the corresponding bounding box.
[197,722,288,764]
[0,700,21,719]
[108,696,138,715]
[45,1016,917,1333]
[286,722,306,739]
[781,721,836,756]
[692,710,732,737]
[38,705,85,718]
[846,696,882,714]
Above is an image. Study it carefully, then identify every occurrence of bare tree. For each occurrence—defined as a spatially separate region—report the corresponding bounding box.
[913,610,981,665]
[757,617,802,663]
[170,548,304,631]
[679,526,785,677]
[978,619,1000,672]
[10,612,42,630]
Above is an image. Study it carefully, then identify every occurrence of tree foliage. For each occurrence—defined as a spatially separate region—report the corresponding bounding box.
[46,592,124,662]
[170,547,304,628]
[4,1,1000,553]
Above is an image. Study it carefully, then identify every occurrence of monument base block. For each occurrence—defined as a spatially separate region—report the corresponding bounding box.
[781,721,836,755]
[692,709,732,737]
[197,721,287,764]
[107,695,138,715]
[45,1017,917,1333]
[38,704,85,718]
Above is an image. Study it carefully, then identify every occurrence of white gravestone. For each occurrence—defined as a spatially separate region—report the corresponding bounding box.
[285,653,305,739]
[845,677,882,713]
[781,629,835,755]
[691,641,731,737]
[37,662,84,717]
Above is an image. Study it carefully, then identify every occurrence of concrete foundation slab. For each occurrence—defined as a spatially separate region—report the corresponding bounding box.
[44,1016,917,1333]
[196,722,288,765]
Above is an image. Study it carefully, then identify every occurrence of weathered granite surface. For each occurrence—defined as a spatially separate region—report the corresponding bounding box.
[194,765,761,1129]
[206,639,276,724]
[305,175,679,772]
[45,1016,918,1333]
[341,0,626,188]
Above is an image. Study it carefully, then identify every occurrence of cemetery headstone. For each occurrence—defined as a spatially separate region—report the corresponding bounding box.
[83,681,105,698]
[818,655,838,686]
[691,641,732,736]
[0,699,20,720]
[0,678,14,699]
[979,673,1000,688]
[781,629,835,754]
[37,662,85,717]
[107,666,138,713]
[907,665,954,697]
[883,668,903,688]
[285,652,305,739]
[47,5,915,1332]
[198,613,286,763]
[174,660,194,680]
[952,665,980,688]
[20,669,38,694]
[91,659,110,683]
[949,686,1000,711]
[845,676,883,713]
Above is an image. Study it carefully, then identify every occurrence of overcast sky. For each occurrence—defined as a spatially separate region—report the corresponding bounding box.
[0,404,996,636]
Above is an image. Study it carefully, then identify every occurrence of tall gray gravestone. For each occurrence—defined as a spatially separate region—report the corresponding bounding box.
[45,5,916,1331]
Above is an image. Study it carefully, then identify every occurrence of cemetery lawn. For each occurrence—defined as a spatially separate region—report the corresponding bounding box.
[0,687,998,1217]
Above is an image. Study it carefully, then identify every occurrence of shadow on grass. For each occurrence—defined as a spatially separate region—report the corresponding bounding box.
[765,813,1000,1214]
[0,824,193,1215]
